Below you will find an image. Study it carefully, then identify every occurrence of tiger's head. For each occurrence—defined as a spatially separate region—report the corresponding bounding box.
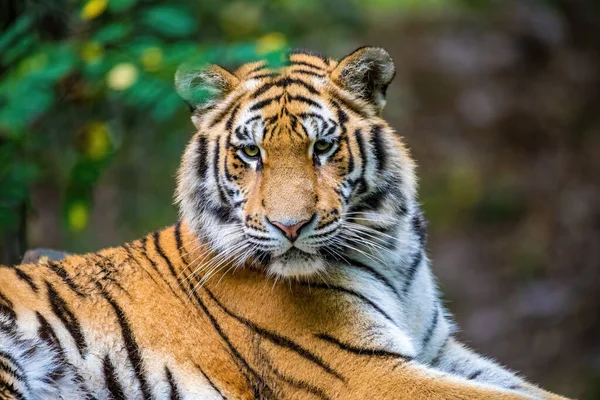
[175,47,417,279]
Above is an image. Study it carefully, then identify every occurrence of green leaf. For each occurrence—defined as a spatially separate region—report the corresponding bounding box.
[152,91,181,121]
[1,34,36,66]
[93,23,131,43]
[0,15,32,54]
[141,6,197,38]
[108,0,137,12]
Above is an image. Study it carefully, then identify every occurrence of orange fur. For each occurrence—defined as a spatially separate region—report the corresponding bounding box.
[0,223,565,399]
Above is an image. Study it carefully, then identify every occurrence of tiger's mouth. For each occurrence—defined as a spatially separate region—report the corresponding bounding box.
[267,248,327,278]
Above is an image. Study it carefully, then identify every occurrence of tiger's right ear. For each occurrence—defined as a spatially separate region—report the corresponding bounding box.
[175,63,239,127]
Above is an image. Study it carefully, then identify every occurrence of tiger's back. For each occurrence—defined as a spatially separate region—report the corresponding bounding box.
[0,223,553,399]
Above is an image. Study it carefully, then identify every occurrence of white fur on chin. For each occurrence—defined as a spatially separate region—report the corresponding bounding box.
[267,249,327,278]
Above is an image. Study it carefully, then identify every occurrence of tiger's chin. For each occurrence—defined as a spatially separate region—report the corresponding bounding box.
[267,248,327,279]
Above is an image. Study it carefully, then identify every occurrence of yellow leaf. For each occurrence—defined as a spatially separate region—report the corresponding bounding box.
[81,0,108,20]
[256,32,286,55]
[85,122,111,160]
[81,42,104,63]
[107,63,138,90]
[68,202,89,232]
[141,47,163,71]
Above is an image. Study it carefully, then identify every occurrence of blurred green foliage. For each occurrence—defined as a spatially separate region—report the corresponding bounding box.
[0,0,376,256]
[0,0,558,253]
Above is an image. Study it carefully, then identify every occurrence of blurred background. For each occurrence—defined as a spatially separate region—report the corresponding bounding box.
[1,0,598,397]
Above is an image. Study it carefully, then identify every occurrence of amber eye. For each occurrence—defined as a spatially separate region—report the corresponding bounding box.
[314,140,333,154]
[242,145,260,158]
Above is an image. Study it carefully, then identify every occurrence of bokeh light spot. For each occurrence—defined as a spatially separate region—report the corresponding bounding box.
[107,63,138,90]
[81,0,108,20]
[84,122,112,160]
[141,47,163,71]
[68,202,89,232]
[81,42,104,63]
[220,2,261,38]
[256,33,286,55]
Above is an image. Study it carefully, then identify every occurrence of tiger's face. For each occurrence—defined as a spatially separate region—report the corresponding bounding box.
[176,47,416,278]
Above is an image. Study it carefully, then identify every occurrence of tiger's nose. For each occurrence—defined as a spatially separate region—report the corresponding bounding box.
[269,218,310,242]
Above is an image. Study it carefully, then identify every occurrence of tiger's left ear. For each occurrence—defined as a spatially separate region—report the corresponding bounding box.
[331,47,395,114]
[175,63,240,127]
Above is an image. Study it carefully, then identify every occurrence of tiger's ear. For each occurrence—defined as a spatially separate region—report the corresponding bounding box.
[175,63,240,127]
[331,47,395,114]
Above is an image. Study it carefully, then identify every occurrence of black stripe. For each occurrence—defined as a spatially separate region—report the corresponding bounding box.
[103,355,126,400]
[0,379,26,400]
[225,103,241,132]
[354,129,369,195]
[288,95,322,108]
[174,221,187,265]
[332,101,349,131]
[329,91,367,118]
[421,306,439,349]
[252,77,319,99]
[206,204,236,224]
[153,230,178,279]
[139,236,159,272]
[289,60,325,70]
[297,282,397,328]
[0,358,23,383]
[194,363,226,399]
[349,261,399,300]
[102,291,152,400]
[195,135,208,181]
[36,312,64,354]
[289,68,326,77]
[92,252,128,295]
[370,125,386,172]
[35,311,71,386]
[250,72,280,79]
[315,334,412,361]
[249,96,280,111]
[165,367,182,400]
[46,282,87,357]
[0,291,16,327]
[137,235,186,302]
[244,115,261,124]
[46,261,84,296]
[412,210,428,246]
[262,356,331,400]
[401,212,428,294]
[401,250,423,295]
[209,93,245,128]
[0,351,25,379]
[204,287,345,382]
[343,136,354,176]
[430,335,450,367]
[214,140,230,205]
[188,289,273,399]
[349,187,390,213]
[13,268,38,292]
[234,126,248,142]
[247,64,267,74]
[468,370,483,380]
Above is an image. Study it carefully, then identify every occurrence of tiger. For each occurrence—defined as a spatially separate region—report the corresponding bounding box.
[0,47,568,400]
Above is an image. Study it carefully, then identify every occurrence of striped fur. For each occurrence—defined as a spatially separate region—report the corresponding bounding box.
[0,48,567,399]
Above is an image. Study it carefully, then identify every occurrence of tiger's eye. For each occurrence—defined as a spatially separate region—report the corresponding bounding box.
[314,140,333,154]
[242,145,260,158]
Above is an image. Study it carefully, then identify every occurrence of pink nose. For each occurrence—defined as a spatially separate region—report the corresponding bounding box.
[270,219,309,242]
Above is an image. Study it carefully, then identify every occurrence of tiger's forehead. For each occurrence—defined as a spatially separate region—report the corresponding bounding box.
[228,53,340,144]
[234,52,336,79]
